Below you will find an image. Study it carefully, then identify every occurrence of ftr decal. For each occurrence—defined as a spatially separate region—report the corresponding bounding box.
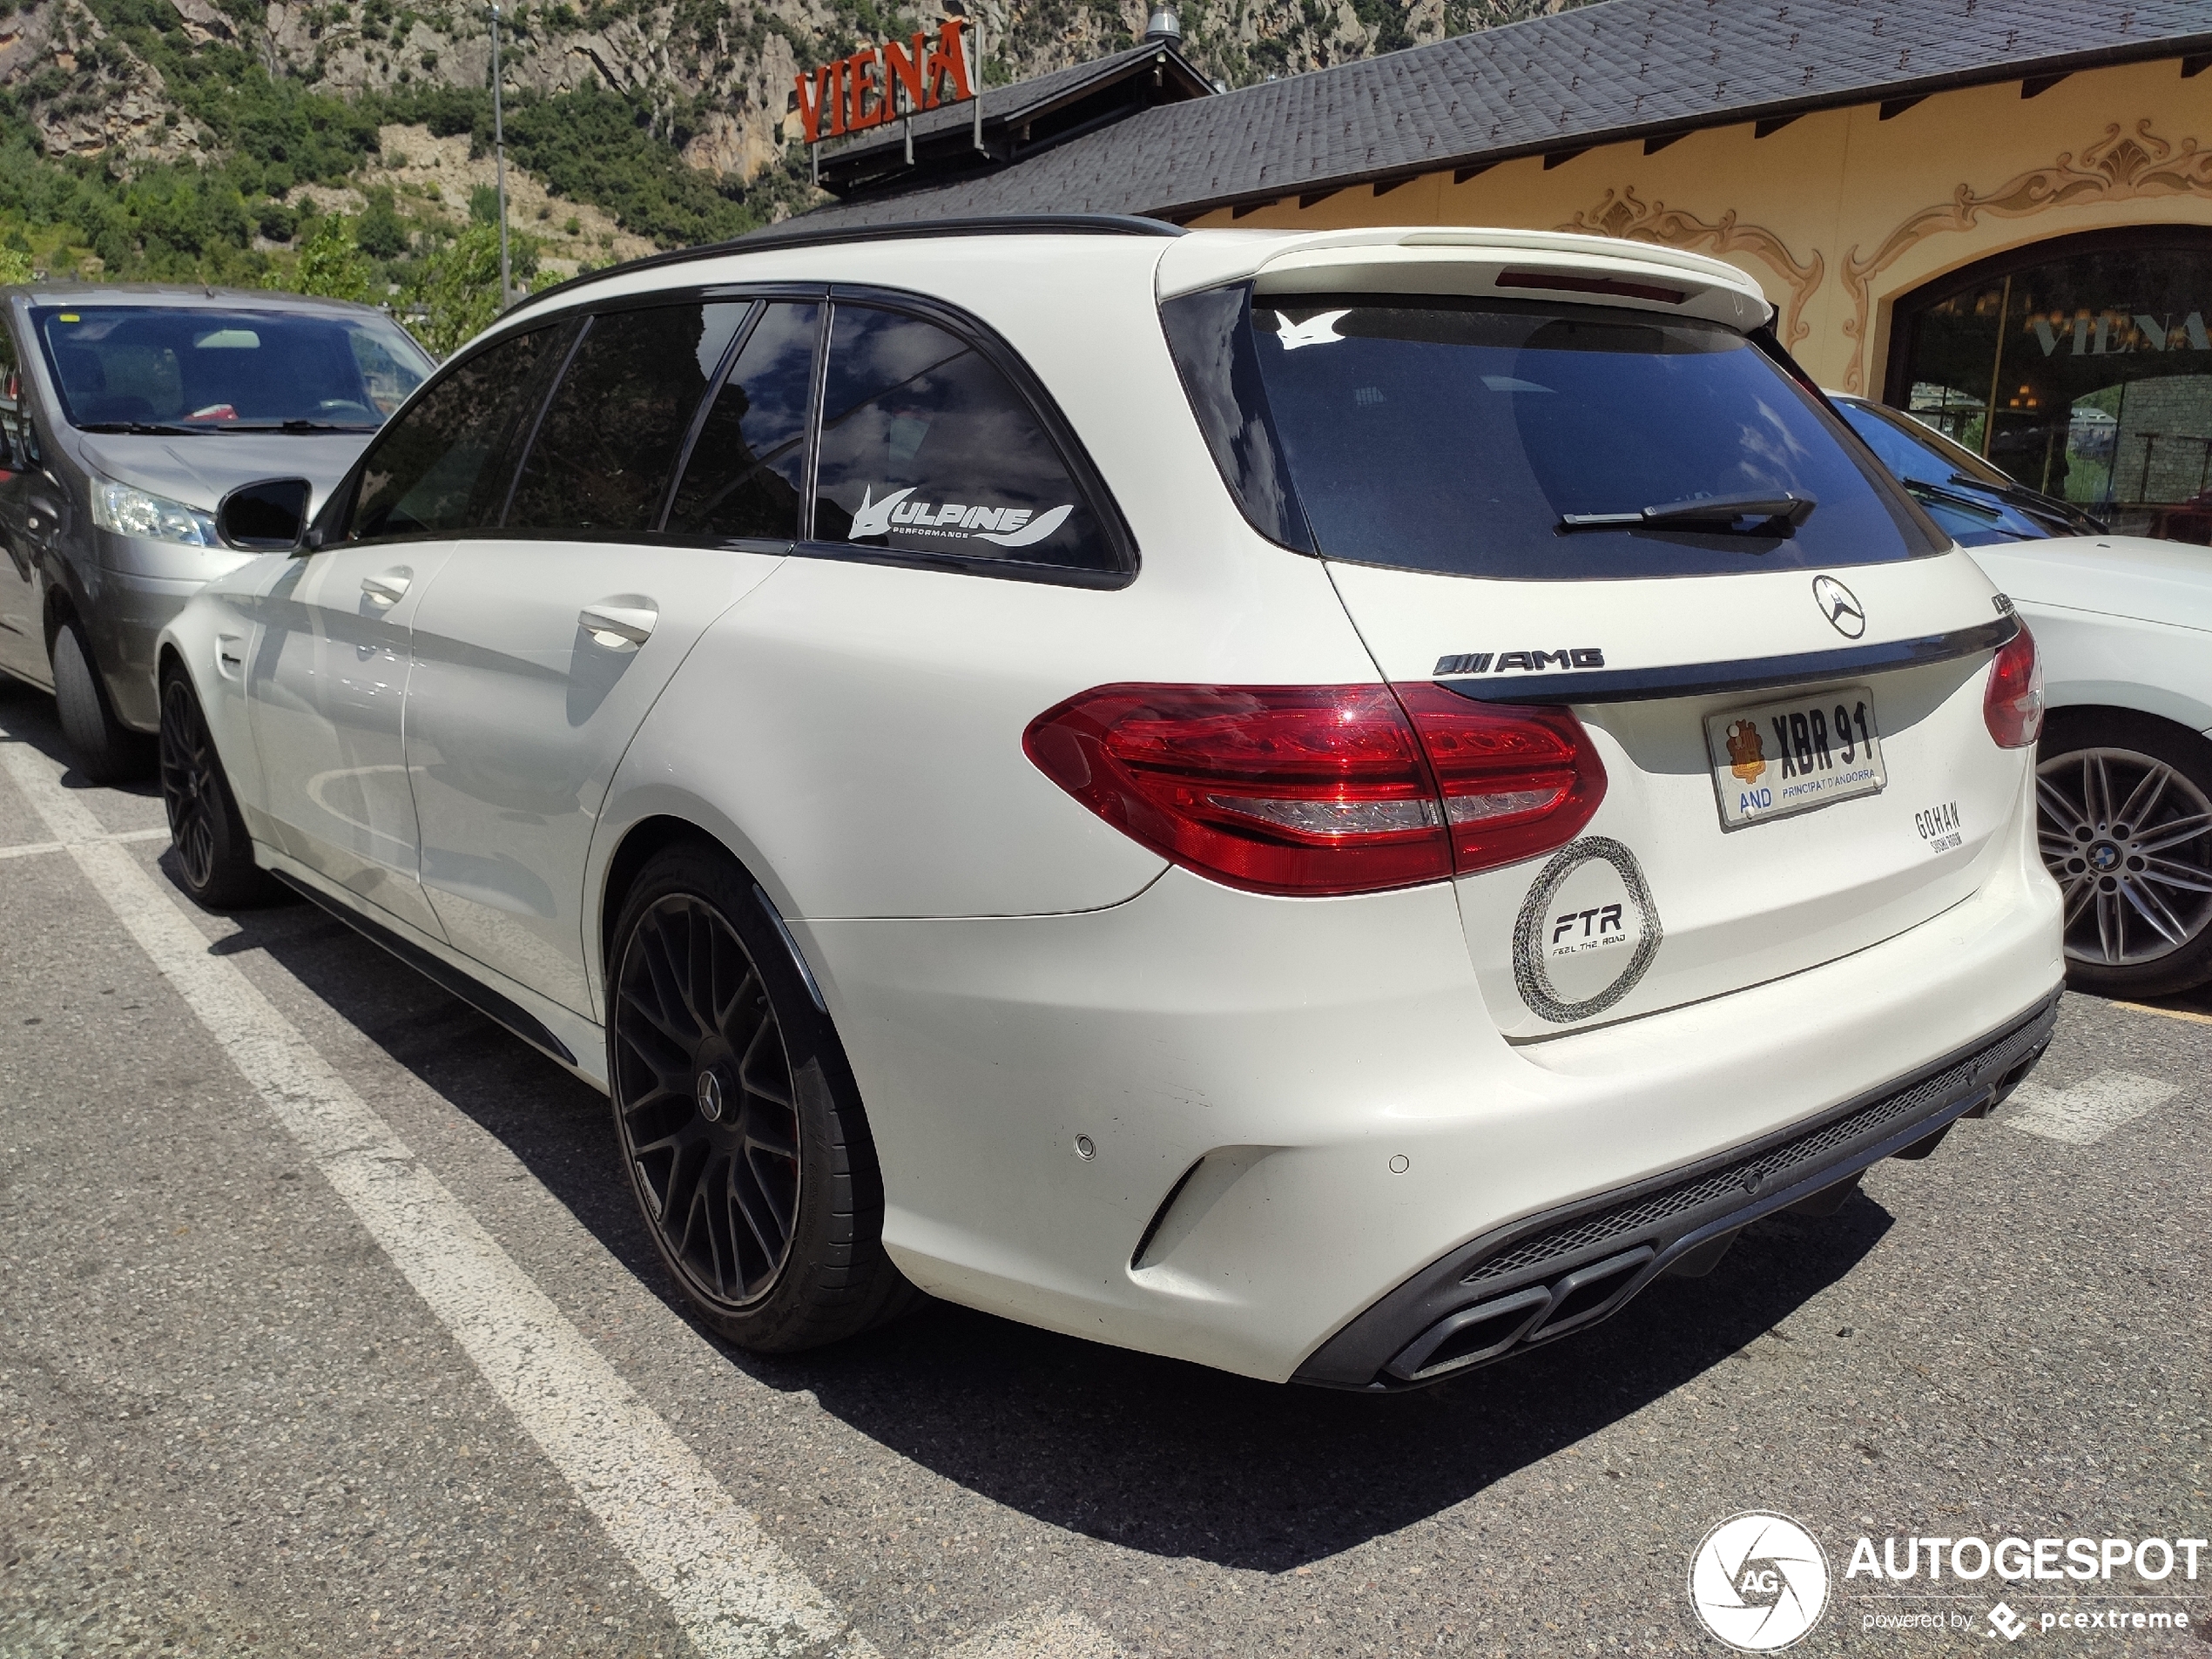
[850,485,1071,550]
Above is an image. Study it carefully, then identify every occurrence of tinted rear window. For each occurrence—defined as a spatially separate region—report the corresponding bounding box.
[1163,288,1944,579]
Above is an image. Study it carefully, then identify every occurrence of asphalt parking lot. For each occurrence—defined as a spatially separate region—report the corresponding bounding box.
[1,677,2206,1658]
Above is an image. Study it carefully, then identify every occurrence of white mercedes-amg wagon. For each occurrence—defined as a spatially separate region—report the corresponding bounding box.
[158,218,2063,1388]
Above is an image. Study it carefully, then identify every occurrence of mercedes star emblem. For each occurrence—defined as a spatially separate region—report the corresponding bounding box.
[1812,575,1866,638]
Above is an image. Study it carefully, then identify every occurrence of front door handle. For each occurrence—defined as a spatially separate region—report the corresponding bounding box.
[361,570,411,606]
[578,602,657,649]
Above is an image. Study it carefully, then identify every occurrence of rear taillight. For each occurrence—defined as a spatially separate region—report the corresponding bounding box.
[1394,685,1608,873]
[1022,684,1608,896]
[1983,624,2044,749]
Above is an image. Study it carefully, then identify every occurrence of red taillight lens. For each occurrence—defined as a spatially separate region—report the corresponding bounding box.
[1022,684,1608,895]
[1983,624,2044,749]
[1394,684,1608,874]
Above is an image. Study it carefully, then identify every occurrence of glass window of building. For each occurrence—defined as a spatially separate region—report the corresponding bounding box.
[1886,229,2212,543]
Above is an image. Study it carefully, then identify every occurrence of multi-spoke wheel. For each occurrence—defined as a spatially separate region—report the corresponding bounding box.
[158,667,273,910]
[607,840,918,1350]
[2035,711,2212,997]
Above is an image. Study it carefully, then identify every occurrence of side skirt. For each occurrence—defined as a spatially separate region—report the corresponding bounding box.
[267,866,589,1074]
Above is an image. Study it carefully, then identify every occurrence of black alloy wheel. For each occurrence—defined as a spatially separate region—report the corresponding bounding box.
[606,841,916,1351]
[614,893,803,1307]
[158,669,273,910]
[2035,710,2212,998]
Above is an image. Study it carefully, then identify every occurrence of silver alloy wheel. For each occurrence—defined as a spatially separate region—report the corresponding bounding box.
[2036,745,2212,968]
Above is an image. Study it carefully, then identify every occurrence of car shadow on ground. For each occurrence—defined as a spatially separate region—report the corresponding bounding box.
[162,836,1895,1574]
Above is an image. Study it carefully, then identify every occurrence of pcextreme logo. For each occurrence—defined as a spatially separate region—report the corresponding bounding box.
[1689,1513,1831,1651]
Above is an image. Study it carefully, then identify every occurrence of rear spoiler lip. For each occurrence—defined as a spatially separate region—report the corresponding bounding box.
[1432,615,2020,705]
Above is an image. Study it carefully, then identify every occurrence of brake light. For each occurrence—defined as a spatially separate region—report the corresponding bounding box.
[1983,624,2044,749]
[1394,684,1608,873]
[1022,684,1608,896]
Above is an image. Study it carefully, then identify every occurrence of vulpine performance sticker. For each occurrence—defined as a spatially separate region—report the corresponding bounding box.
[849,485,1072,549]
[1512,836,1663,1024]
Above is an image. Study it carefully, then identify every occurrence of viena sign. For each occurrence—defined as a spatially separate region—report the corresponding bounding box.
[793,18,975,144]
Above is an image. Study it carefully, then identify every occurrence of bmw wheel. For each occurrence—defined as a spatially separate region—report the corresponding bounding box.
[158,666,275,910]
[607,840,917,1351]
[2035,710,2212,998]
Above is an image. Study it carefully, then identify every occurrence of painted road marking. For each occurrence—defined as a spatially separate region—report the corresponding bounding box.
[0,825,168,860]
[0,733,877,1659]
[2002,1070,2182,1146]
[944,1604,1124,1658]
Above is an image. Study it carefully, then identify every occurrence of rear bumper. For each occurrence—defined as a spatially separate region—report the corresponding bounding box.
[802,770,2064,1384]
[1295,988,2057,1388]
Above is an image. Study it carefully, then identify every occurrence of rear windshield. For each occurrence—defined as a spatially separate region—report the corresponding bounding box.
[1161,287,1946,579]
[34,306,433,433]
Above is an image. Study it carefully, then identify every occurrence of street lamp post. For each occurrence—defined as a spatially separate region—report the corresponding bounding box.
[488,1,512,308]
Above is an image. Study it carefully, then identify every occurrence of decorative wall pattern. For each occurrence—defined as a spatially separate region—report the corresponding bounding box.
[1561,186,1826,349]
[1839,120,2212,391]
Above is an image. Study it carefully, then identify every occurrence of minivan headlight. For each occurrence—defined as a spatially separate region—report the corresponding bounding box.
[91,480,219,546]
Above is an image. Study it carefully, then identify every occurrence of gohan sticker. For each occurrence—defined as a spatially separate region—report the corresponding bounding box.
[850,484,1073,549]
[1511,837,1664,1024]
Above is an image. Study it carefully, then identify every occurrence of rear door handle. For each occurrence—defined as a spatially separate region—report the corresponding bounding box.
[361,571,411,606]
[578,602,658,648]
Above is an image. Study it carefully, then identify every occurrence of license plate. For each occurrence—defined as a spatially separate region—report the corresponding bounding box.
[1704,685,1886,829]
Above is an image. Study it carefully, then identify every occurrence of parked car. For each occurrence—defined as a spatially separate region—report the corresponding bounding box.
[1831,394,2212,997]
[158,219,2061,1388]
[1829,393,2106,545]
[0,284,433,779]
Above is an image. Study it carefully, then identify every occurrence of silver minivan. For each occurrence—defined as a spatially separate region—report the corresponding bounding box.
[0,284,433,779]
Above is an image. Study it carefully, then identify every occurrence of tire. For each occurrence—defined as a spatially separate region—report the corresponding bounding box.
[52,619,152,784]
[2036,709,2212,998]
[158,666,276,910]
[606,840,918,1352]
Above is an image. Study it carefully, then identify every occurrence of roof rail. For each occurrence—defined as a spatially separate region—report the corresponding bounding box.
[502,212,1184,321]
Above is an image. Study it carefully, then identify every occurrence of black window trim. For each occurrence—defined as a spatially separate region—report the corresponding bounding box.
[496,313,594,529]
[655,298,765,534]
[316,280,1139,591]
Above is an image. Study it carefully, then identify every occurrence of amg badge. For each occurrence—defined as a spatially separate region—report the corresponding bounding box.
[1435,648,1606,677]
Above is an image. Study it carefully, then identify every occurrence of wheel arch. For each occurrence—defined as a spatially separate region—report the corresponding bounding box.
[2039,702,2212,754]
[588,797,816,1018]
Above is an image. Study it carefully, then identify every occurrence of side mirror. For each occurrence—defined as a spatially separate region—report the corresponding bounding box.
[216,476,314,552]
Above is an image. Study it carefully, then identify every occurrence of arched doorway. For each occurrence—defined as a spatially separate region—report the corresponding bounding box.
[1883,227,2212,543]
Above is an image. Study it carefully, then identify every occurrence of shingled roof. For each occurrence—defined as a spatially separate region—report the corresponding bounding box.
[792,0,2212,227]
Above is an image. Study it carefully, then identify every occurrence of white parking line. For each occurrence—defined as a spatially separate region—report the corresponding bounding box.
[0,825,168,860]
[2001,1070,2182,1146]
[0,735,877,1659]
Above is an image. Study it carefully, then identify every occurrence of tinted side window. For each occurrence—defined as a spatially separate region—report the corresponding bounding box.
[347,325,563,540]
[508,301,751,534]
[813,305,1113,572]
[666,301,817,542]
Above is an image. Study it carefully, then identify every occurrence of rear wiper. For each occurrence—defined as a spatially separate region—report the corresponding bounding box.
[77,421,205,435]
[1559,492,1817,536]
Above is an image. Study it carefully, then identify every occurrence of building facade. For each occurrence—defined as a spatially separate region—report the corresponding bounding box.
[1191,60,2212,535]
[799,0,2212,538]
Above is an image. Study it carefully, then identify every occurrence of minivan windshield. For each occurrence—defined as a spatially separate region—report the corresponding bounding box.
[1163,289,1943,579]
[34,306,433,433]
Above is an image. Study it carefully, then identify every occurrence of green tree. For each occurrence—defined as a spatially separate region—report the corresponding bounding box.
[0,246,31,286]
[410,223,536,355]
[286,212,377,301]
